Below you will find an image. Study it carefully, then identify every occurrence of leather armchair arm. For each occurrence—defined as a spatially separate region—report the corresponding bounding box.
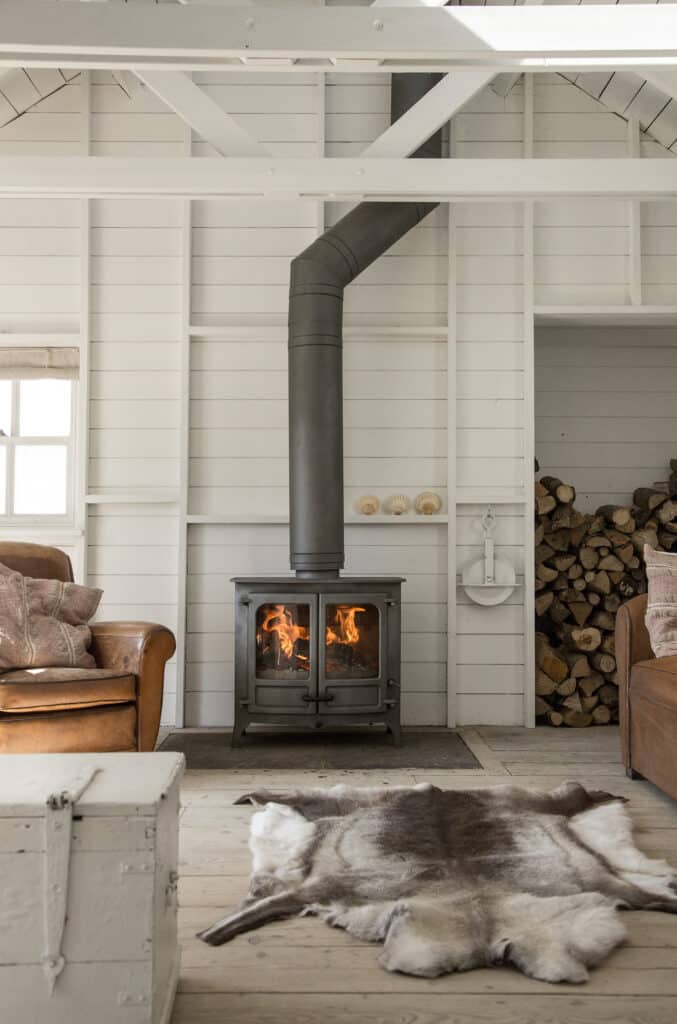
[615,595,651,768]
[90,622,176,752]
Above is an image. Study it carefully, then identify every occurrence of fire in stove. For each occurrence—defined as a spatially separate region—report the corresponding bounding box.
[255,602,379,680]
[256,603,310,677]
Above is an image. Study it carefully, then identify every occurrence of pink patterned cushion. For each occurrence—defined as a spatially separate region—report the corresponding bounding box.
[644,545,677,659]
[0,562,102,671]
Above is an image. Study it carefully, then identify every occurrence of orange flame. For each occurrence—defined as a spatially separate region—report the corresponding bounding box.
[258,604,309,666]
[326,605,365,647]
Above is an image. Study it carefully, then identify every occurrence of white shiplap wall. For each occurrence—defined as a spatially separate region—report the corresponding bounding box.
[1,59,677,729]
[536,326,677,512]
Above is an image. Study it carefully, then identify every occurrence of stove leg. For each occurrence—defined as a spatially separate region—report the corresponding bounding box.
[231,722,247,747]
[388,722,402,747]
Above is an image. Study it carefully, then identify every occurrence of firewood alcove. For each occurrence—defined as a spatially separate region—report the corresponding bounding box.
[534,322,677,727]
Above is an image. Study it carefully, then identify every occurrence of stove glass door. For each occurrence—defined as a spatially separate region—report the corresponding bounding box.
[318,594,386,712]
[248,595,318,714]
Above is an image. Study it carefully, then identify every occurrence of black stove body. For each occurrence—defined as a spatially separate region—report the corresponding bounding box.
[232,576,402,745]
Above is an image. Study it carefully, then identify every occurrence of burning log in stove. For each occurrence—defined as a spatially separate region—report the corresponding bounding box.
[254,602,379,680]
[535,463,677,727]
[256,604,310,678]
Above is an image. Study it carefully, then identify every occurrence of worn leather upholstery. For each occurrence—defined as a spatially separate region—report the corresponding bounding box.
[0,667,136,712]
[616,593,677,800]
[0,542,175,753]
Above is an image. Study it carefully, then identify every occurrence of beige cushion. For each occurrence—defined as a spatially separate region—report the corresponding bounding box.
[644,545,677,658]
[0,667,136,713]
[0,561,102,671]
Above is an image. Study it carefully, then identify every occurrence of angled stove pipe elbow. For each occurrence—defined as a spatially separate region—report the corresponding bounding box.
[288,73,444,577]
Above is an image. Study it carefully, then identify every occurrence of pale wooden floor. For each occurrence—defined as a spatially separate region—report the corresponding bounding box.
[172,726,677,1024]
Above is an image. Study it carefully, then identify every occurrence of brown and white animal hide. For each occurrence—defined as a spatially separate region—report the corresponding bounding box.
[197,781,677,984]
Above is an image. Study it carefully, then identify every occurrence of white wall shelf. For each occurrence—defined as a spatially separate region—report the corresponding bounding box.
[186,514,448,525]
[188,322,448,341]
[534,305,677,328]
[85,493,179,505]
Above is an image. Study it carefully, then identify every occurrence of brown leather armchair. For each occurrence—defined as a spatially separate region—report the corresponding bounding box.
[0,542,176,754]
[617,592,677,800]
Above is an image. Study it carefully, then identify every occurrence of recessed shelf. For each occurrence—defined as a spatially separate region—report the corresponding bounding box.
[534,305,677,328]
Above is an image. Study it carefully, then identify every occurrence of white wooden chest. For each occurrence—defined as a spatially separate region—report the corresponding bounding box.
[0,752,184,1024]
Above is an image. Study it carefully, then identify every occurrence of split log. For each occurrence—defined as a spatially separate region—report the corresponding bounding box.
[579,547,599,570]
[564,652,591,678]
[598,554,624,573]
[579,672,604,697]
[561,710,593,728]
[541,476,576,505]
[597,505,633,528]
[536,670,559,696]
[590,651,616,675]
[633,488,667,512]
[535,592,554,617]
[536,494,557,516]
[592,705,612,725]
[571,627,602,652]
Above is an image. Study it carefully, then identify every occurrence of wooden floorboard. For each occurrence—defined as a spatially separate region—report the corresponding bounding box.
[172,725,677,1023]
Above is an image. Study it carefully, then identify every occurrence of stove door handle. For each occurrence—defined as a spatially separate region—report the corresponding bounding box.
[301,693,335,703]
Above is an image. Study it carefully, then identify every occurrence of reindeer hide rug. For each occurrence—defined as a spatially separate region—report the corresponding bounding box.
[198,781,677,984]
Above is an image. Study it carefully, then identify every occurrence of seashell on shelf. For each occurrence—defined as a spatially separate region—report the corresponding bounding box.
[356,495,380,516]
[415,491,442,516]
[384,494,411,516]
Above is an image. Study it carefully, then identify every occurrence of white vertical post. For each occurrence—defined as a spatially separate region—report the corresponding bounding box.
[76,71,91,583]
[446,121,457,730]
[522,74,536,728]
[628,118,643,307]
[174,109,192,729]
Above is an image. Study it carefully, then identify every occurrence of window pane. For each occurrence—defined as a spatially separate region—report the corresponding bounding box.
[13,445,68,515]
[0,446,5,513]
[0,381,10,437]
[19,380,71,437]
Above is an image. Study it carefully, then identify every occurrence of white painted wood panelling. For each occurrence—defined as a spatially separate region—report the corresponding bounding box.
[536,326,677,510]
[4,55,677,733]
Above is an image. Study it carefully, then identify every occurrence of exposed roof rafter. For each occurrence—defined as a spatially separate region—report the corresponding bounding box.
[136,70,271,156]
[362,69,496,159]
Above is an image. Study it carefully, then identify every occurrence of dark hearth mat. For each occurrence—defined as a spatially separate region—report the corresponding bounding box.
[158,729,480,770]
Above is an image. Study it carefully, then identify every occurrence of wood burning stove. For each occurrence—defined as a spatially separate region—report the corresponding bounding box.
[232,577,402,745]
[230,75,440,746]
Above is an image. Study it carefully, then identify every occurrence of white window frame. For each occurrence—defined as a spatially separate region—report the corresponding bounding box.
[0,377,77,525]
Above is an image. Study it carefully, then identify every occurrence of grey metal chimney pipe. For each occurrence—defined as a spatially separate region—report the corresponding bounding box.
[288,73,442,578]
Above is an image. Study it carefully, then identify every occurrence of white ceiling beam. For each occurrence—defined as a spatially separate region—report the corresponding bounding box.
[643,68,677,104]
[2,3,677,72]
[362,70,496,159]
[135,71,270,157]
[0,157,676,202]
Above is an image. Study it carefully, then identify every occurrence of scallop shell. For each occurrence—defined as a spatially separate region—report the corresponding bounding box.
[384,494,411,516]
[356,495,380,516]
[415,491,442,516]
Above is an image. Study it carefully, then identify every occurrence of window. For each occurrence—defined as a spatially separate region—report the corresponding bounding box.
[0,377,76,521]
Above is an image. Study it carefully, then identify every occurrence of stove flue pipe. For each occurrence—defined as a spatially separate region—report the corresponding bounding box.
[288,74,442,578]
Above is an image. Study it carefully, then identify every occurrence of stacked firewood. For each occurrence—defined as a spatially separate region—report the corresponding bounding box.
[535,464,677,727]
